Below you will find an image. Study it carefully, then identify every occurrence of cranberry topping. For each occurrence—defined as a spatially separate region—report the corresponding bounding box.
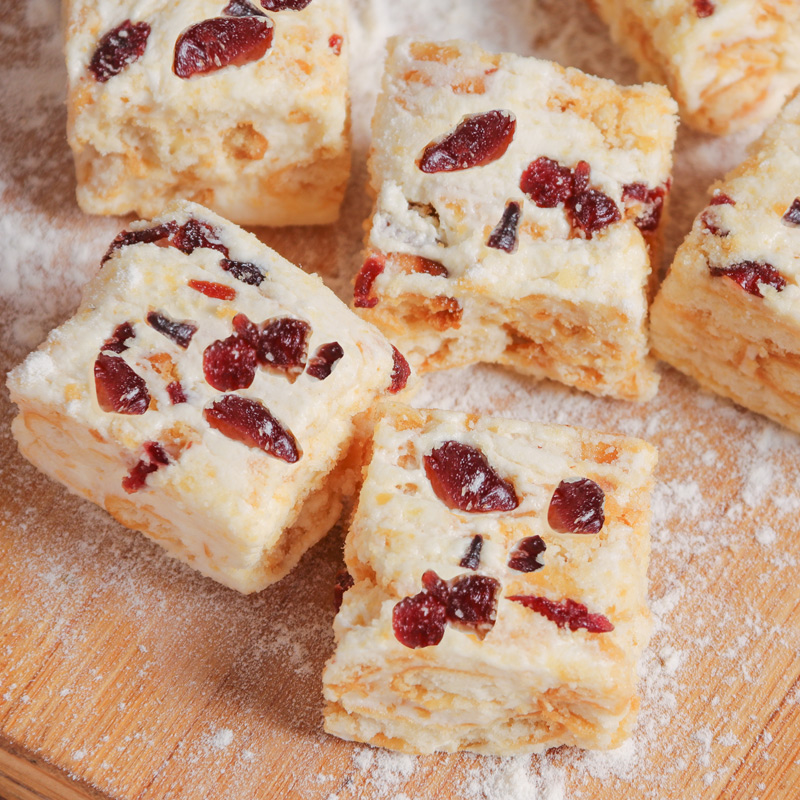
[261,0,313,8]
[204,395,300,462]
[708,261,787,297]
[353,256,384,308]
[487,201,521,253]
[568,189,621,239]
[413,257,449,277]
[94,353,150,415]
[507,535,546,572]
[166,381,187,405]
[622,183,667,232]
[701,192,736,236]
[459,534,483,570]
[333,570,354,611]
[258,317,310,379]
[424,440,519,513]
[232,313,260,345]
[710,193,735,206]
[446,574,499,634]
[418,110,516,173]
[89,20,151,83]
[188,280,237,300]
[146,311,197,349]
[203,335,258,391]
[102,222,178,265]
[693,0,715,17]
[392,591,447,649]
[548,478,605,534]
[122,442,170,494]
[223,0,267,16]
[220,258,264,286]
[306,342,344,380]
[520,157,573,208]
[329,34,343,55]
[508,595,614,632]
[174,17,274,79]
[421,569,450,603]
[172,219,229,256]
[782,198,800,226]
[388,346,411,394]
[102,321,136,354]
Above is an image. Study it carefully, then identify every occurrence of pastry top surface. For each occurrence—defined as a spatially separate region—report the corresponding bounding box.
[7,201,399,542]
[366,37,678,316]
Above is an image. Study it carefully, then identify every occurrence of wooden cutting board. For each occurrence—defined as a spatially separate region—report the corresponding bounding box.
[1,0,799,798]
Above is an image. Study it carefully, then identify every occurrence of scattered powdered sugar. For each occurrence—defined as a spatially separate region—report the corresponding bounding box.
[209,728,235,751]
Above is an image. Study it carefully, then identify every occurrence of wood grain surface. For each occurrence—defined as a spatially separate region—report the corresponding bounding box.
[1,0,799,798]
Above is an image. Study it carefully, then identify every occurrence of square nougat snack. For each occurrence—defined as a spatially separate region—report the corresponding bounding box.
[65,0,350,225]
[352,38,678,402]
[651,89,800,431]
[6,201,410,594]
[323,404,656,755]
[586,0,800,134]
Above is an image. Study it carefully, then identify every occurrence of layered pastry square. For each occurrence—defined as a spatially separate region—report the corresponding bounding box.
[353,38,678,401]
[323,404,656,755]
[64,0,350,225]
[585,0,800,134]
[6,201,410,593]
[651,89,800,431]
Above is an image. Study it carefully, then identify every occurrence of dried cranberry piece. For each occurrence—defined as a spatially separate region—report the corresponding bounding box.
[122,442,170,494]
[709,261,787,297]
[568,189,621,239]
[520,157,573,208]
[571,161,591,195]
[188,280,237,300]
[204,395,300,462]
[413,257,449,277]
[172,219,229,256]
[487,201,521,253]
[782,198,800,226]
[701,192,735,236]
[261,0,312,8]
[328,34,343,55]
[507,536,546,572]
[333,570,354,611]
[508,595,614,633]
[622,183,667,232]
[446,574,499,636]
[203,335,258,391]
[709,193,735,207]
[220,258,264,286]
[424,441,519,513]
[418,110,516,173]
[146,311,197,349]
[548,478,605,534]
[421,569,450,604]
[223,0,267,16]
[102,222,178,265]
[173,17,274,79]
[353,256,384,308]
[89,20,151,83]
[94,354,151,415]
[102,322,136,354]
[459,535,483,570]
[306,342,344,380]
[258,318,311,379]
[392,591,447,649]
[166,381,187,405]
[388,346,411,394]
[693,0,715,17]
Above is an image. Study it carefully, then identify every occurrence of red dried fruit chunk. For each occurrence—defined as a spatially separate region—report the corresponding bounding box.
[204,395,300,462]
[568,189,621,239]
[392,591,447,649]
[622,182,667,232]
[306,342,344,380]
[710,193,735,206]
[333,569,354,611]
[693,0,715,17]
[172,219,229,256]
[421,569,450,604]
[571,160,591,194]
[102,222,178,265]
[709,261,787,297]
[261,0,313,10]
[418,110,516,173]
[520,157,573,208]
[508,595,614,633]
[446,574,499,636]
[548,477,605,534]
[223,0,267,16]
[701,192,736,236]
[424,440,519,513]
[173,17,274,79]
[507,535,546,572]
[220,258,264,286]
[188,280,237,300]
[203,335,258,391]
[102,321,136,354]
[259,317,311,379]
[94,353,151,415]
[232,312,260,344]
[122,441,170,494]
[146,311,197,349]
[487,200,521,252]
[329,34,343,55]
[388,346,411,394]
[782,198,800,226]
[459,534,483,570]
[414,257,449,277]
[166,381,187,405]
[89,20,151,83]
[353,256,384,308]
